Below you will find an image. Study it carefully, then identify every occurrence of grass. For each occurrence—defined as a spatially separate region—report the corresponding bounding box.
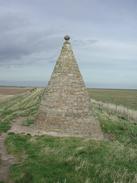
[88,88,137,110]
[6,130,137,183]
[0,87,137,182]
[92,106,137,147]
[0,89,43,133]
[22,118,34,126]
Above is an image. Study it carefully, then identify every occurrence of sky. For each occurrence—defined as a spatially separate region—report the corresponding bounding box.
[0,0,137,89]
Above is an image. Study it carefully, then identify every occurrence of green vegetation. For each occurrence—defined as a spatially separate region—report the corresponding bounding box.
[93,106,137,146]
[88,88,137,110]
[0,89,43,133]
[22,118,34,126]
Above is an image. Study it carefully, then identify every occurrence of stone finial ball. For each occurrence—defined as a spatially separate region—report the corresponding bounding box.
[64,35,70,41]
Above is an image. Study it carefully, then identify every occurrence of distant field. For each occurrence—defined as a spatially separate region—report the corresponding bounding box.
[0,87,32,104]
[0,87,31,95]
[88,88,137,110]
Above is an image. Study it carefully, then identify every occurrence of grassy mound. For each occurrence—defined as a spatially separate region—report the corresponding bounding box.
[0,88,137,182]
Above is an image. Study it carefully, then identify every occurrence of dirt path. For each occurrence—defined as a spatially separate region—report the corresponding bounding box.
[0,133,16,183]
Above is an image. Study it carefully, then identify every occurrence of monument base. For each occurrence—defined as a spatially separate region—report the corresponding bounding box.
[36,112,104,140]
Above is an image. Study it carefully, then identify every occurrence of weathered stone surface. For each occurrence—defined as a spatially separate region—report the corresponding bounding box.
[36,36,103,139]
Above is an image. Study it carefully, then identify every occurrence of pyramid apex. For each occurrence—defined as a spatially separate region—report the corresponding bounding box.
[64,35,70,41]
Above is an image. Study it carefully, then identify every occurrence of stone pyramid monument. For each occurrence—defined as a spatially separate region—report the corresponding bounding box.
[36,35,103,139]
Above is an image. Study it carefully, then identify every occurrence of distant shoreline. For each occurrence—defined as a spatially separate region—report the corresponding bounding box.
[0,85,136,91]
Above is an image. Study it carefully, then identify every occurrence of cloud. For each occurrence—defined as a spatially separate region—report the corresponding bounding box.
[73,39,98,47]
[0,9,63,67]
